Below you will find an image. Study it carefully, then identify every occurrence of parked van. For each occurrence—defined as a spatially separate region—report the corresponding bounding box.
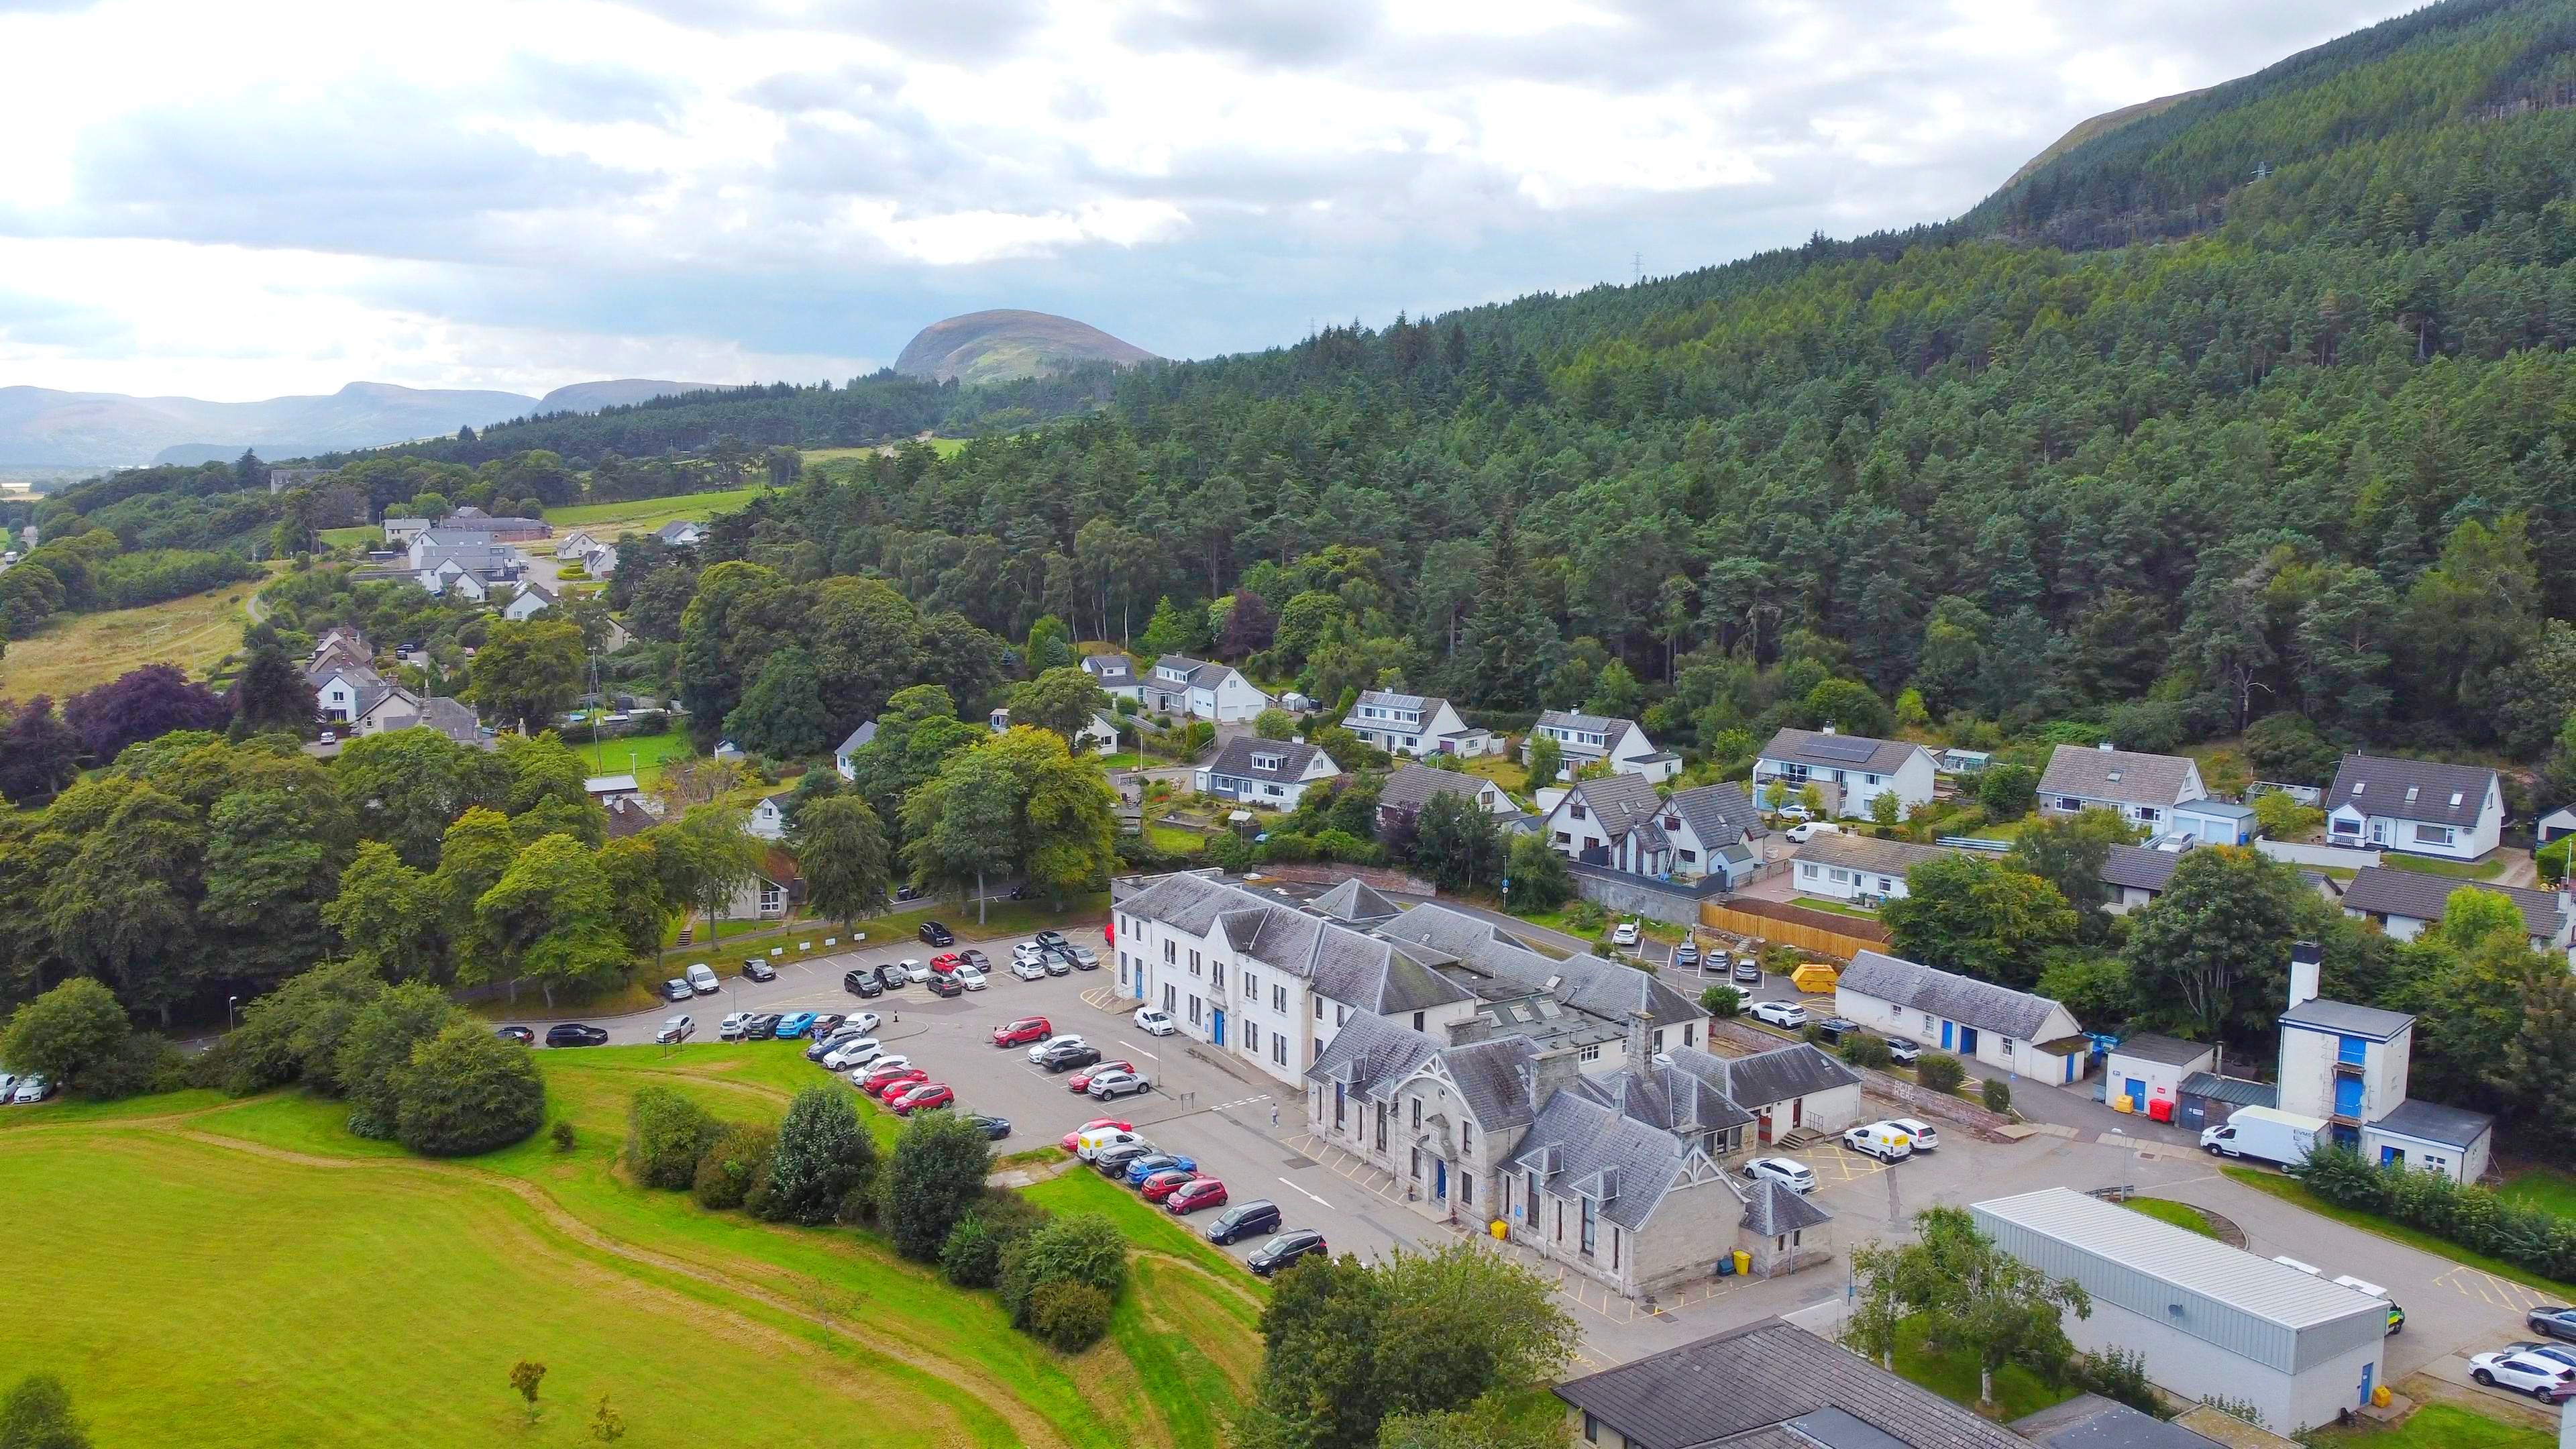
[686,963,719,995]
[2332,1275,2406,1335]
[2200,1106,2325,1167]
[1842,1124,1914,1163]
[1076,1126,1144,1161]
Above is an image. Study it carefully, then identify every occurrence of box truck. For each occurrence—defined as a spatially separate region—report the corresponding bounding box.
[2199,1106,2325,1167]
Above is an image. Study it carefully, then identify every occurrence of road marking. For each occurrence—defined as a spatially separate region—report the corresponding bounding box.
[1279,1177,1334,1208]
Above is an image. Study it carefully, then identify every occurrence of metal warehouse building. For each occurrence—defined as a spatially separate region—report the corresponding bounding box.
[1971,1188,2386,1433]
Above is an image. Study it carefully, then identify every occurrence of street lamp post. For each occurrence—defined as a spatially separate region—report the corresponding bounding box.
[227,996,240,1030]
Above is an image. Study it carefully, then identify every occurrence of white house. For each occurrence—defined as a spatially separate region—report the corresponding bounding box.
[1377,763,1516,833]
[1079,710,1122,755]
[1340,690,1494,759]
[1524,710,1676,783]
[1668,1041,1865,1144]
[348,684,423,737]
[553,530,598,561]
[2275,945,2493,1181]
[1144,654,1271,723]
[1195,737,1340,809]
[2340,867,2570,957]
[1752,727,1938,818]
[2541,804,2576,844]
[2323,754,2504,861]
[1536,777,1765,885]
[502,581,558,619]
[834,722,875,782]
[1536,773,1662,866]
[746,791,792,841]
[656,520,706,547]
[311,665,390,724]
[1790,835,1958,904]
[2037,743,2207,833]
[1835,950,2088,1084]
[1079,653,1140,700]
[2100,1034,2217,1118]
[579,543,619,578]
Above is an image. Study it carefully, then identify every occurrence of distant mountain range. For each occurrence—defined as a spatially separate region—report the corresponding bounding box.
[893,310,1156,387]
[0,378,721,469]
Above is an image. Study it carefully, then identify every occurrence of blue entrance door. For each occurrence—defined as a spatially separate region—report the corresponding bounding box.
[2125,1077,2146,1108]
[1940,1021,1954,1050]
[1211,1009,1226,1046]
[1434,1160,1447,1200]
[2335,1075,2364,1118]
[2359,1362,2373,1405]
[1960,1027,1980,1056]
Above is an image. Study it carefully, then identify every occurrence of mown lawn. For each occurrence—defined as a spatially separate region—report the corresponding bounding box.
[1888,1315,2071,1421]
[2500,1167,2576,1220]
[2379,853,2508,881]
[2125,1197,2218,1237]
[0,1043,1260,1449]
[2310,1403,2551,1448]
[2224,1168,2576,1298]
[546,486,769,535]
[1146,824,1208,855]
[571,725,695,787]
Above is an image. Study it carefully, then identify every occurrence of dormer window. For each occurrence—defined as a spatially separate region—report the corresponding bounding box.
[1250,751,1285,771]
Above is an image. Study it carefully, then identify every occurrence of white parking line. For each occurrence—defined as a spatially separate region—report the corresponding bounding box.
[1279,1177,1334,1209]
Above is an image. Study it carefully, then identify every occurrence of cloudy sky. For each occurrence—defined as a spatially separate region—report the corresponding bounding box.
[0,0,2414,401]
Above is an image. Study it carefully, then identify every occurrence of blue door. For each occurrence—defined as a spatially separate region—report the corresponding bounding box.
[1960,1027,1980,1057]
[2381,1146,2404,1167]
[2334,1074,2364,1118]
[1940,1021,1954,1050]
[1434,1160,1448,1200]
[1211,1009,1226,1046]
[2359,1362,2373,1406]
[2125,1077,2146,1108]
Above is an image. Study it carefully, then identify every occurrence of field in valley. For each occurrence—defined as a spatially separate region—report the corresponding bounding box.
[0,1044,1261,1448]
[0,575,264,700]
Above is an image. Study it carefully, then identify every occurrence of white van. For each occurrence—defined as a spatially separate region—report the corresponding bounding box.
[1075,1126,1143,1161]
[1843,1124,1914,1163]
[686,963,720,995]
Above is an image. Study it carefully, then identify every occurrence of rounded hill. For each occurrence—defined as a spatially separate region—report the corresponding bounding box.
[892,309,1156,386]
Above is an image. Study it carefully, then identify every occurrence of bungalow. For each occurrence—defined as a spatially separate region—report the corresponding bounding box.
[2324,754,2504,861]
[746,790,793,841]
[1144,654,1271,723]
[501,581,558,619]
[1790,834,1956,904]
[2037,743,2207,834]
[1524,710,1676,783]
[834,722,875,782]
[553,530,598,561]
[382,516,432,546]
[1340,690,1495,759]
[2100,843,2187,913]
[655,520,706,547]
[406,529,518,572]
[1077,711,1122,755]
[1835,950,2088,1083]
[1079,653,1140,700]
[1375,761,1511,833]
[1752,727,1938,818]
[724,855,799,921]
[579,543,619,577]
[2340,866,2571,956]
[348,682,423,737]
[1194,737,1340,809]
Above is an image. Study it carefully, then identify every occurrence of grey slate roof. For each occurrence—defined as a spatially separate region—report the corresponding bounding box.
[1500,1089,1695,1232]
[655,519,702,543]
[1203,735,1336,785]
[1665,782,1766,845]
[1839,951,2071,1040]
[2038,744,2200,808]
[2343,866,2562,942]
[1378,761,1495,813]
[2100,845,2184,894]
[1534,709,1644,755]
[1303,1012,1533,1130]
[1438,1036,1542,1130]
[1150,654,1232,688]
[1079,654,1135,685]
[1756,727,1920,775]
[2370,1096,2493,1148]
[2178,1072,2277,1109]
[1311,936,1478,1018]
[1570,1062,1755,1136]
[2278,997,2414,1039]
[1564,772,1664,837]
[837,721,877,757]
[1793,833,1956,877]
[1375,903,1702,1029]
[2105,1034,2212,1068]
[1742,1177,1832,1236]
[415,696,483,746]
[1308,877,1403,927]
[1554,1319,2030,1449]
[2010,1395,2222,1449]
[2326,753,2499,829]
[1664,1043,1860,1111]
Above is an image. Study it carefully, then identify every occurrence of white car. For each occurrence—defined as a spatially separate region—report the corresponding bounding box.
[7,1075,48,1105]
[654,1014,695,1045]
[1773,803,1811,821]
[823,1037,885,1069]
[899,959,932,985]
[686,963,720,995]
[1610,921,1642,948]
[953,965,988,991]
[1027,1033,1085,1063]
[1743,1156,1817,1194]
[1881,1118,1939,1152]
[2471,1351,2575,1399]
[1134,1007,1178,1036]
[843,1011,883,1036]
[1748,1000,1809,1030]
[718,1012,751,1040]
[1086,1069,1151,1099]
[847,1055,910,1087]
[1012,955,1047,981]
[0,1072,17,1101]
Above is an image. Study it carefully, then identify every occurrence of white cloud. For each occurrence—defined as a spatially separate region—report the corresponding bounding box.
[0,0,2424,400]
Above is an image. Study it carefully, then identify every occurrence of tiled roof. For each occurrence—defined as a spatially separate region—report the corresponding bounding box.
[1379,761,1495,812]
[1839,951,2070,1041]
[2343,866,2561,941]
[1309,877,1403,926]
[1500,1089,1695,1232]
[1756,727,1920,775]
[1562,773,1664,838]
[1439,1036,1542,1130]
[1080,654,1135,684]
[1664,1043,1859,1111]
[416,696,482,746]
[1554,1320,2031,1449]
[2104,1034,2212,1068]
[2279,997,2414,1038]
[1666,782,1766,846]
[837,721,877,756]
[1374,904,1701,1029]
[1793,833,1956,877]
[2037,745,2200,808]
[1203,736,1336,784]
[2100,845,2184,894]
[2326,753,2498,829]
[2369,1097,2493,1148]
[1743,1177,1832,1236]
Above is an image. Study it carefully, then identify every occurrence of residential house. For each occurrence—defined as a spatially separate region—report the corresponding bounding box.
[1194,737,1340,809]
[553,530,598,562]
[1536,773,1664,868]
[1790,834,1956,904]
[381,516,432,546]
[2341,867,2571,957]
[411,696,485,747]
[1835,950,2089,1083]
[1751,726,1938,818]
[746,791,793,841]
[1377,761,1511,834]
[1537,777,1766,885]
[307,625,370,676]
[501,581,558,619]
[439,504,551,543]
[2101,843,2189,913]
[578,542,619,577]
[348,683,422,737]
[2540,804,2576,844]
[724,851,800,921]
[1079,653,1140,700]
[2323,754,2504,861]
[1664,1041,1864,1143]
[2037,743,2208,835]
[1339,690,1494,759]
[311,663,390,724]
[1553,1319,2031,1449]
[834,722,875,782]
[1077,711,1122,755]
[1523,710,1676,783]
[2275,945,2493,1179]
[655,520,706,547]
[1143,654,1271,722]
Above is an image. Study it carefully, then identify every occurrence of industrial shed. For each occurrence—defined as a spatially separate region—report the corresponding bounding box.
[1972,1188,2386,1433]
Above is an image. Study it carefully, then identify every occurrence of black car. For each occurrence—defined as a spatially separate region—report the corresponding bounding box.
[742,958,777,983]
[1095,1140,1159,1174]
[919,920,955,947]
[494,1025,535,1045]
[1248,1230,1328,1277]
[1034,930,1068,950]
[744,1013,784,1040]
[895,883,923,903]
[875,962,910,991]
[962,949,994,974]
[1039,1042,1102,1073]
[928,974,965,998]
[1205,1199,1281,1245]
[545,1023,610,1048]
[1814,1016,1860,1044]
[965,1114,1012,1140]
[843,968,882,998]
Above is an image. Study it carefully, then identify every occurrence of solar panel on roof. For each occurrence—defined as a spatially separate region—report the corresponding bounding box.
[1803,737,1877,763]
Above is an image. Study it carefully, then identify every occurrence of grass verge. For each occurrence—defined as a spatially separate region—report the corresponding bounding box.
[2309,1403,2551,1448]
[1888,1315,2071,1421]
[2379,853,2508,881]
[2223,1167,2576,1298]
[2501,1167,2576,1220]
[2125,1197,2218,1237]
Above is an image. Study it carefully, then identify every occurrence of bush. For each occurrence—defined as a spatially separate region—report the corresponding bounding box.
[1977,763,2037,820]
[1915,1053,1966,1094]
[2291,1147,2576,1283]
[883,1111,996,1260]
[0,977,131,1093]
[1839,1035,1892,1069]
[2068,1347,2163,1417]
[1699,985,1741,1018]
[1982,1079,2012,1113]
[394,1023,547,1157]
[1800,1024,1830,1045]
[337,983,462,1139]
[78,1032,182,1101]
[941,1217,1006,1289]
[626,1086,722,1189]
[692,1123,778,1211]
[551,1120,577,1152]
[1000,1212,1129,1330]
[753,1086,877,1225]
[1028,1280,1114,1352]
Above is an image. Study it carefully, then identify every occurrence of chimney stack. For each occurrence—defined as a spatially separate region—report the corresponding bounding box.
[2289,941,2322,1010]
[1626,1008,1652,1075]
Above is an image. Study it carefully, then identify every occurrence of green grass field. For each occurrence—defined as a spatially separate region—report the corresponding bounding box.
[570,726,695,787]
[0,573,265,698]
[2310,1403,2551,1448]
[2501,1167,2576,1219]
[547,486,769,535]
[2125,1197,2219,1237]
[1888,1315,2070,1422]
[0,1043,1258,1448]
[2379,853,2508,881]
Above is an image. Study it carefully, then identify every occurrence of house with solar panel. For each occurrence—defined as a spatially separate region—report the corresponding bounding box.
[1751,727,1939,818]
[1339,689,1495,759]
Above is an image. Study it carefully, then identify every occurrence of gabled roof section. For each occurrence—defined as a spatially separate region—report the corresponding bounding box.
[1793,834,1956,877]
[1839,951,2072,1040]
[1309,876,1403,926]
[2037,744,2200,807]
[1205,735,1336,784]
[2326,753,2499,828]
[2100,845,2185,893]
[1501,1089,1693,1231]
[1440,1036,1542,1130]
[415,696,482,745]
[837,721,877,756]
[1080,653,1136,684]
[1379,761,1495,813]
[1375,903,1701,1028]
[1664,1042,1859,1110]
[1666,782,1766,845]
[1565,773,1664,837]
[1743,1177,1832,1236]
[1756,727,1921,775]
[1535,710,1644,753]
[1311,934,1479,1018]
[2343,866,2561,941]
[1151,653,1230,686]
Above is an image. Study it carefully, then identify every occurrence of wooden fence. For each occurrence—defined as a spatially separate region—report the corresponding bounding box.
[1699,899,1890,961]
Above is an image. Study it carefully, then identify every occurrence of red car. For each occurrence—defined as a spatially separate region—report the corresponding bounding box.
[1139,1168,1198,1202]
[866,1066,928,1097]
[1067,1060,1135,1093]
[929,953,963,973]
[1165,1178,1227,1215]
[1061,1117,1133,1152]
[890,1083,954,1116]
[993,1016,1053,1047]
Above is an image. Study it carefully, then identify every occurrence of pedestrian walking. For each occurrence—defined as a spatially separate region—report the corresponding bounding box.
[1269,1102,1279,1127]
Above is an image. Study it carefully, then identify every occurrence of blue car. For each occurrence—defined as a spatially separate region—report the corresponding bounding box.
[774,1012,818,1039]
[1124,1152,1198,1185]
